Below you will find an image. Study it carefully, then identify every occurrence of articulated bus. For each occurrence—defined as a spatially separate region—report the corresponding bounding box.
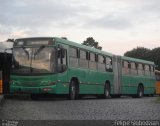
[10,37,156,100]
[155,70,160,95]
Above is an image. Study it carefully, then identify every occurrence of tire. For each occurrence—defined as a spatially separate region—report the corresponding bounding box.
[104,83,110,99]
[31,94,39,100]
[137,85,144,98]
[69,81,78,100]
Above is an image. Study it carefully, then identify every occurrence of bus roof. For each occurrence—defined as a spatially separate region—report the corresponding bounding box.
[54,37,113,57]
[121,56,154,65]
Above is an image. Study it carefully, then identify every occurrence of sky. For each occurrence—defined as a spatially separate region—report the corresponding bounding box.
[0,0,160,55]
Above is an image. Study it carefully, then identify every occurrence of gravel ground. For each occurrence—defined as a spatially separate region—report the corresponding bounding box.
[0,96,160,120]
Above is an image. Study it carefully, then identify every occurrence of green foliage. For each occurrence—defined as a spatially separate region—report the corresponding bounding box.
[82,37,102,50]
[6,39,14,42]
[124,47,160,70]
[124,47,151,59]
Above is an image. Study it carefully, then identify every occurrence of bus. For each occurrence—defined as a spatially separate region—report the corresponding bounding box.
[155,70,160,95]
[10,37,156,100]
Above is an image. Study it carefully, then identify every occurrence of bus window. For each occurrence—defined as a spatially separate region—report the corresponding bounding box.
[89,52,97,70]
[150,66,155,77]
[97,55,105,71]
[145,65,150,76]
[69,47,78,67]
[131,62,137,75]
[138,64,144,76]
[79,50,88,68]
[122,61,130,75]
[106,57,112,72]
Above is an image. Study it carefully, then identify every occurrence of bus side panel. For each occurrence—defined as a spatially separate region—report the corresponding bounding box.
[56,71,69,94]
[93,71,114,94]
[68,68,93,94]
[129,76,139,94]
[121,75,130,94]
[144,77,155,94]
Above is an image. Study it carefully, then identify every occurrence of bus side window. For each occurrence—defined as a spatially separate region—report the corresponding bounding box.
[106,57,112,72]
[144,64,150,76]
[150,66,155,77]
[122,61,130,75]
[131,62,137,75]
[79,49,88,68]
[97,55,105,71]
[138,64,144,76]
[89,52,97,70]
[69,47,78,67]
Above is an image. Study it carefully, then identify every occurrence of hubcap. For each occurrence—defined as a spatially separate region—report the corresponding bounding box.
[71,85,75,99]
[106,90,109,97]
[139,90,142,97]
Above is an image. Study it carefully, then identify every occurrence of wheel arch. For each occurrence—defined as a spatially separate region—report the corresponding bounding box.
[138,83,144,89]
[70,77,80,89]
[105,80,111,89]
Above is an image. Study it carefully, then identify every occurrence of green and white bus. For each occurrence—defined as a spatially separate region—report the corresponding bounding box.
[10,37,155,100]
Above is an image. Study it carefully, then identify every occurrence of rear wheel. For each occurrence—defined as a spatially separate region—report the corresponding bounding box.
[104,83,110,99]
[137,85,144,98]
[69,81,78,100]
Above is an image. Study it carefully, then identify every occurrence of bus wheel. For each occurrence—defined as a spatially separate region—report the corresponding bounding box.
[31,94,39,100]
[137,85,144,98]
[69,81,78,100]
[104,83,110,99]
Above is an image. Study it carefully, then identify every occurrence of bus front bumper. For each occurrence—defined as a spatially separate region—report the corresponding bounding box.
[10,85,57,94]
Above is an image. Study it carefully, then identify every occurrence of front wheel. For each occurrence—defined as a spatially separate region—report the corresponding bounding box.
[69,81,78,100]
[104,84,110,99]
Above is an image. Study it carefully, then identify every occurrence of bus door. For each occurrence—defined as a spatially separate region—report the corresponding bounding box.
[57,45,68,94]
[112,55,122,94]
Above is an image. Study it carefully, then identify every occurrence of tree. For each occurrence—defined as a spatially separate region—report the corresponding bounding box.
[124,47,151,60]
[149,47,160,70]
[6,39,14,42]
[82,37,102,50]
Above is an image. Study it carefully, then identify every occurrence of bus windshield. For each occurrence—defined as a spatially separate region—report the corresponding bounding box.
[12,46,56,75]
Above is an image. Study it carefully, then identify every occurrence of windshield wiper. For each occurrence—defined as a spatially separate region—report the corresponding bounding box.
[34,45,45,59]
[21,46,29,60]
